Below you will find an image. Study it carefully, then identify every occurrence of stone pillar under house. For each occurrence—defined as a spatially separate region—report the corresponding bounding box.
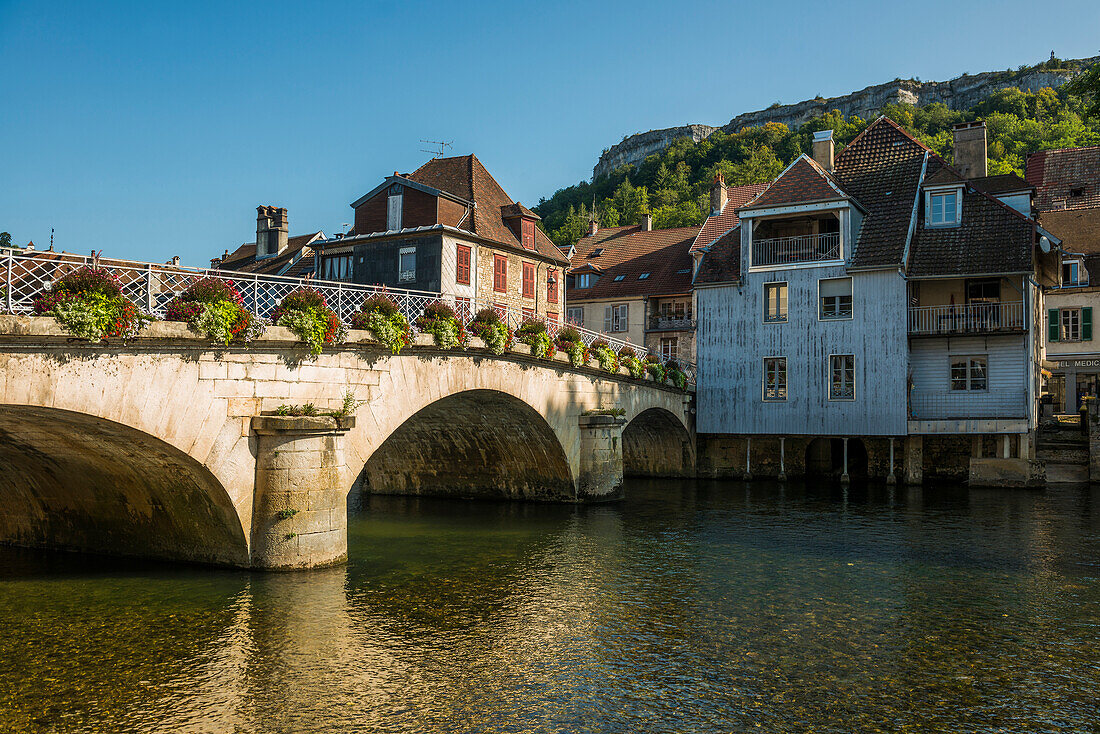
[904,436,923,485]
[250,415,354,570]
[576,414,627,502]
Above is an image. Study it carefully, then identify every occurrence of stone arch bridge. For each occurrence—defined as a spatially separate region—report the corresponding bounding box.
[0,317,694,569]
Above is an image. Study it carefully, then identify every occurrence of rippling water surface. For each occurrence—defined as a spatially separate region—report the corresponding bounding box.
[2,480,1100,733]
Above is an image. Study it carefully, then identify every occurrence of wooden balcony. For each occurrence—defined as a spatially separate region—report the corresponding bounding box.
[908,302,1026,337]
[647,317,696,332]
[751,232,840,268]
[909,390,1028,420]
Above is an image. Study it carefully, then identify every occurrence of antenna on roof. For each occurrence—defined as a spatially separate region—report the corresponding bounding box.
[420,139,453,158]
[50,228,54,252]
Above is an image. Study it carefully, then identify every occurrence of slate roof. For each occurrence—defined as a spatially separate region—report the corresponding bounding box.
[1038,208,1100,254]
[407,155,567,264]
[970,173,1032,196]
[1026,145,1100,211]
[693,226,742,285]
[690,182,770,254]
[567,225,697,301]
[218,232,325,276]
[740,156,846,210]
[907,158,1036,277]
[832,116,929,269]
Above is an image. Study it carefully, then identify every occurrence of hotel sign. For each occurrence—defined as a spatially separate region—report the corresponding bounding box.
[1058,359,1100,369]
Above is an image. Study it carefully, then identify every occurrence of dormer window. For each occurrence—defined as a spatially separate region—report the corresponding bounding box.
[591,248,604,257]
[576,273,596,289]
[1064,260,1087,287]
[521,219,536,250]
[927,188,961,227]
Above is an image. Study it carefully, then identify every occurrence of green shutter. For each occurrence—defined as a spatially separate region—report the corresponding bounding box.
[1049,309,1060,342]
[1084,307,1093,341]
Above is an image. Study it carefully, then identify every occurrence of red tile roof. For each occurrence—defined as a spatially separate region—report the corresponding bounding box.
[690,182,770,254]
[567,225,697,301]
[1026,145,1100,212]
[693,226,742,285]
[407,155,567,264]
[740,156,846,210]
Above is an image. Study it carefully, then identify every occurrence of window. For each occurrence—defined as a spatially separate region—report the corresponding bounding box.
[522,307,534,321]
[819,277,853,320]
[521,219,536,250]
[547,311,559,324]
[660,301,690,320]
[548,270,558,303]
[522,262,536,298]
[660,337,678,360]
[592,248,604,257]
[456,244,471,285]
[638,273,650,280]
[966,278,1000,305]
[387,186,403,231]
[605,304,628,333]
[398,247,416,283]
[493,254,508,293]
[1063,261,1084,286]
[567,306,583,325]
[321,254,352,281]
[950,356,987,391]
[829,354,855,400]
[763,357,787,401]
[614,275,625,282]
[1071,186,1086,198]
[928,190,960,227]
[764,282,788,323]
[1062,308,1082,341]
[576,272,595,289]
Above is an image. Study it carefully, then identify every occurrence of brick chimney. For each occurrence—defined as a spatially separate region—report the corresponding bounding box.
[588,214,599,237]
[952,121,987,178]
[812,130,834,172]
[256,206,288,258]
[710,171,728,215]
[641,213,653,231]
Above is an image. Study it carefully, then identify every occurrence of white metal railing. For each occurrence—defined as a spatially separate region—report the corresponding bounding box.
[648,317,696,331]
[751,232,840,267]
[909,390,1028,420]
[908,302,1026,336]
[0,249,695,384]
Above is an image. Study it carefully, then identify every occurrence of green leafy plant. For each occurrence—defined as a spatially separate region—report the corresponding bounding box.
[554,326,589,368]
[644,355,666,382]
[468,308,512,355]
[165,278,266,345]
[415,301,466,350]
[516,319,555,360]
[274,389,364,418]
[619,347,646,379]
[590,339,620,373]
[582,408,626,417]
[32,266,147,341]
[332,388,366,417]
[271,289,346,355]
[275,508,299,521]
[350,294,411,354]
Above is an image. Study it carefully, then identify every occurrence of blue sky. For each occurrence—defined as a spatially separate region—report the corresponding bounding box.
[2,0,1098,264]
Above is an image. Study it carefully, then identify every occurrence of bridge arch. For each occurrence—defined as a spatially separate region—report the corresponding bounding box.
[623,407,695,478]
[0,405,249,565]
[353,389,576,501]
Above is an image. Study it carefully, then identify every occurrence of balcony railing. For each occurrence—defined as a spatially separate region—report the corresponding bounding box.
[908,302,1025,336]
[647,317,696,332]
[909,390,1028,420]
[0,248,696,384]
[751,232,840,267]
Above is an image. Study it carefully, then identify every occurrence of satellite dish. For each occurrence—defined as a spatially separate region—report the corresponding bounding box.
[1040,235,1051,254]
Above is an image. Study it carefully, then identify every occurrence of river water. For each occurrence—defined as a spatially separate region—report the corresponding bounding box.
[2,479,1099,733]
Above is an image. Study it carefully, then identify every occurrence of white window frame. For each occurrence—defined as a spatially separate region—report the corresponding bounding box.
[1061,308,1082,342]
[828,354,855,401]
[818,277,853,321]
[950,355,988,391]
[926,187,962,228]
[763,281,788,324]
[762,356,787,402]
[398,246,416,283]
[660,337,678,360]
[322,254,353,282]
[576,273,593,289]
[604,303,629,333]
[1063,260,1085,287]
[566,306,584,326]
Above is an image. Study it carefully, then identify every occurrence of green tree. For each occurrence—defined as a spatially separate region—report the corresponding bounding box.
[0,232,10,249]
[1064,62,1100,116]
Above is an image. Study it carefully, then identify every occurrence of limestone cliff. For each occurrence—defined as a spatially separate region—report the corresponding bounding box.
[591,57,1098,180]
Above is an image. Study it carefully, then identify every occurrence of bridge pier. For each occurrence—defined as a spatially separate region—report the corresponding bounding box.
[250,416,355,570]
[576,414,627,502]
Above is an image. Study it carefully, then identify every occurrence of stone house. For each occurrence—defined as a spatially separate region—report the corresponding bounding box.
[693,117,1060,485]
[565,216,697,362]
[312,155,569,322]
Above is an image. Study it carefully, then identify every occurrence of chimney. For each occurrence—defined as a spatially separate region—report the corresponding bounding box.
[588,215,599,237]
[952,121,987,178]
[812,130,834,172]
[171,256,180,267]
[256,205,289,258]
[710,171,728,215]
[641,213,653,231]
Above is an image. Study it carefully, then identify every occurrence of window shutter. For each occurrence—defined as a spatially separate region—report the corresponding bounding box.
[1084,307,1093,341]
[1049,309,1060,342]
[604,306,612,332]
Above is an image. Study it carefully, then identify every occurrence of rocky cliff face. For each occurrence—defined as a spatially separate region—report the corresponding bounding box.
[591,57,1098,180]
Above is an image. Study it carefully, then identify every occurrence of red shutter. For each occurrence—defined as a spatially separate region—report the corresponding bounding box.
[456,245,471,285]
[547,269,558,303]
[494,254,507,293]
[522,262,535,298]
[522,219,535,250]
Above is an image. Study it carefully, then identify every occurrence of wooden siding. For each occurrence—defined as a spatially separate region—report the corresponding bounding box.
[909,334,1029,416]
[696,267,908,435]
